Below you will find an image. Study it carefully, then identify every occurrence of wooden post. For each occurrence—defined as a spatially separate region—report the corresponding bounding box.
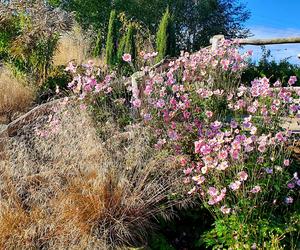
[210,35,224,51]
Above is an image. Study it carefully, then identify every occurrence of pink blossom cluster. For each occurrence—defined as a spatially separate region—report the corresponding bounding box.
[35,98,69,138]
[136,40,299,216]
[65,61,114,99]
[66,40,298,218]
[228,77,300,120]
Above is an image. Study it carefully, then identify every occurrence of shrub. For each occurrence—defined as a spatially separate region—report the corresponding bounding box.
[242,47,300,86]
[37,65,72,103]
[0,1,73,85]
[121,40,299,249]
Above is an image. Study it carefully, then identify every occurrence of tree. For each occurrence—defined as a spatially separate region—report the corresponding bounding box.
[123,24,136,59]
[156,8,176,62]
[92,30,103,58]
[105,9,118,66]
[117,24,136,74]
[55,0,250,51]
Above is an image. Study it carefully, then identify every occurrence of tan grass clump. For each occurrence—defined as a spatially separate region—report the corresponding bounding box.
[53,24,106,68]
[0,67,35,122]
[0,101,190,249]
[53,24,92,66]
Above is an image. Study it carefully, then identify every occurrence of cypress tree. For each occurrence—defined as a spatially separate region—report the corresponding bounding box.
[156,8,176,62]
[105,10,118,66]
[117,24,135,63]
[117,34,126,63]
[93,30,102,58]
[124,24,135,59]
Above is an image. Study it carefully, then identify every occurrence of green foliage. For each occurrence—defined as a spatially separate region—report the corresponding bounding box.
[92,30,103,58]
[117,34,126,63]
[117,24,135,62]
[105,9,118,67]
[201,213,300,250]
[148,233,176,250]
[116,24,136,75]
[38,65,73,102]
[242,47,300,85]
[47,0,62,7]
[124,25,136,59]
[0,1,73,85]
[156,8,176,62]
[58,0,249,51]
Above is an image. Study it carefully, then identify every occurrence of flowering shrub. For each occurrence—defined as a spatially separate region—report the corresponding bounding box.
[136,41,299,248]
[66,40,300,248]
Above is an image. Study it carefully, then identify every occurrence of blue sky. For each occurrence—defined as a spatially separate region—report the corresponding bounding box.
[242,0,300,64]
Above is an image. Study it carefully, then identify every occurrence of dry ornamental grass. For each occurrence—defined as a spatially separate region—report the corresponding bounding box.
[0,67,35,122]
[0,101,189,249]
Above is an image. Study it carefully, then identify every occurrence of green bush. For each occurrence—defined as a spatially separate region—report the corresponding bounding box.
[242,47,300,86]
[0,1,73,85]
[37,65,72,102]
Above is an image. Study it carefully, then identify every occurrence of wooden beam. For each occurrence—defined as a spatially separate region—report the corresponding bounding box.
[238,37,300,45]
[210,35,300,46]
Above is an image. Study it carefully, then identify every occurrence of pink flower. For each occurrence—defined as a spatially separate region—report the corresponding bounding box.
[105,86,112,93]
[217,161,229,171]
[180,157,188,167]
[230,120,238,128]
[218,150,228,160]
[285,196,293,204]
[143,113,152,121]
[195,140,204,154]
[283,159,290,166]
[80,104,87,110]
[144,85,153,95]
[183,167,193,175]
[274,80,281,87]
[231,149,240,160]
[221,59,230,70]
[287,183,295,189]
[205,111,213,118]
[229,181,241,191]
[275,132,285,142]
[208,187,218,196]
[220,205,231,214]
[200,144,212,155]
[258,144,266,153]
[168,130,179,140]
[122,53,132,62]
[237,171,248,181]
[250,185,261,193]
[192,175,205,185]
[132,98,141,108]
[65,61,77,73]
[156,99,165,108]
[288,76,297,86]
